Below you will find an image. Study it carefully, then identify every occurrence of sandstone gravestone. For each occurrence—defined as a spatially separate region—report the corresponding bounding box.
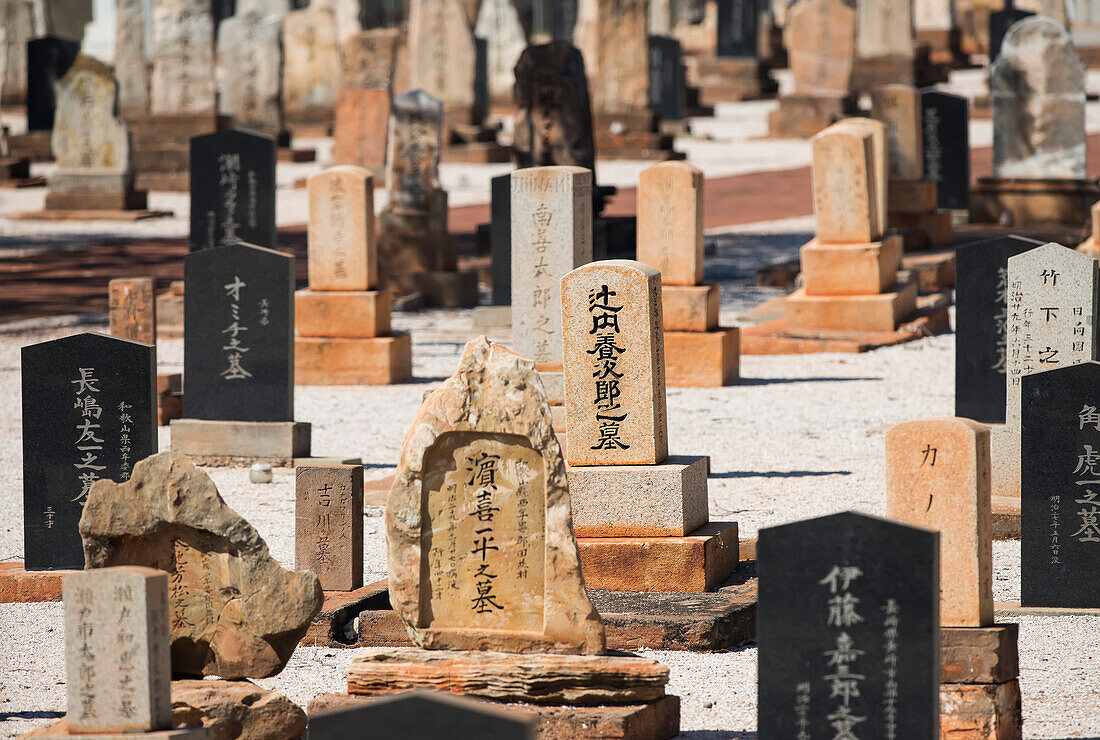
[341,28,400,90]
[109,277,156,345]
[574,0,649,115]
[636,161,703,286]
[26,36,79,130]
[716,0,759,58]
[562,260,669,466]
[150,0,216,115]
[991,16,1086,179]
[955,236,1042,424]
[63,566,172,733]
[81,453,324,678]
[407,0,478,120]
[308,165,376,290]
[1021,361,1100,607]
[857,0,913,59]
[183,243,294,422]
[295,465,364,591]
[217,8,283,137]
[830,117,888,237]
[475,0,526,105]
[22,332,157,570]
[282,4,341,119]
[810,125,880,243]
[886,418,994,626]
[872,84,923,181]
[758,512,940,738]
[512,41,596,172]
[115,0,149,116]
[386,336,605,653]
[511,165,594,371]
[921,89,969,211]
[189,129,277,251]
[332,87,391,174]
[786,0,856,96]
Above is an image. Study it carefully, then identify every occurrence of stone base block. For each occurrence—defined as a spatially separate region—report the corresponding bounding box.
[295,289,391,338]
[473,304,512,328]
[850,54,915,93]
[10,208,171,222]
[577,522,739,592]
[8,130,53,161]
[887,179,938,214]
[994,602,1100,617]
[21,723,211,739]
[991,495,1020,540]
[158,393,183,427]
[900,248,956,292]
[890,209,954,249]
[157,281,184,338]
[940,681,1022,740]
[767,94,853,138]
[800,235,903,296]
[295,334,412,385]
[785,282,918,332]
[169,419,311,466]
[942,624,1019,684]
[136,172,189,192]
[157,372,182,396]
[380,270,478,308]
[538,370,564,405]
[0,562,78,603]
[377,210,454,273]
[568,456,709,537]
[45,189,147,211]
[0,156,30,179]
[988,422,1019,500]
[661,284,719,331]
[308,693,681,740]
[551,404,567,434]
[48,170,133,194]
[971,177,1100,227]
[664,328,740,387]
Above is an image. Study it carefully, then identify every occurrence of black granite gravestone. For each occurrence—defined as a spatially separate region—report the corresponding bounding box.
[758,511,940,738]
[552,0,578,42]
[360,0,404,29]
[955,236,1042,424]
[307,692,536,740]
[989,7,1033,62]
[21,333,157,570]
[921,90,969,212]
[183,243,294,422]
[716,0,759,58]
[649,36,685,123]
[189,129,277,252]
[26,36,80,131]
[1022,361,1100,608]
[491,173,511,306]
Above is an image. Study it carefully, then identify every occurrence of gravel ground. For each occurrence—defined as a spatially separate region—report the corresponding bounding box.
[2,223,1100,738]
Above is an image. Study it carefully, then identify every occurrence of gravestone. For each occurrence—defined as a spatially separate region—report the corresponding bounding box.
[21,332,156,570]
[115,0,149,116]
[988,6,1032,63]
[954,236,1042,424]
[512,42,596,172]
[716,0,759,58]
[561,260,669,466]
[360,0,404,29]
[886,418,994,626]
[150,0,217,115]
[991,15,1085,179]
[332,88,390,174]
[216,7,283,137]
[282,3,340,119]
[109,277,156,345]
[475,0,526,105]
[189,129,277,251]
[1022,361,1100,607]
[921,89,969,211]
[573,0,649,115]
[810,126,880,243]
[386,336,605,653]
[871,84,922,181]
[307,165,376,290]
[386,89,442,212]
[341,27,400,89]
[491,172,511,306]
[637,161,703,286]
[758,511,940,738]
[0,0,38,103]
[182,243,294,422]
[511,165,594,370]
[26,36,80,130]
[648,35,684,122]
[786,0,855,96]
[857,0,914,59]
[295,465,363,591]
[307,691,537,740]
[831,117,887,237]
[914,0,951,33]
[63,566,172,733]
[407,0,478,119]
[552,0,578,41]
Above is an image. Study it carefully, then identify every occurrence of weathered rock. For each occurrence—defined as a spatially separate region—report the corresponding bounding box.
[386,337,606,654]
[80,453,324,679]
[171,680,306,740]
[51,54,130,171]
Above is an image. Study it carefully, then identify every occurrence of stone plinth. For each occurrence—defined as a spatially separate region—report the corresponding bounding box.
[800,236,902,296]
[169,419,312,466]
[0,563,78,603]
[767,94,853,139]
[661,285,719,332]
[295,334,413,385]
[295,290,391,338]
[785,283,918,332]
[664,329,740,387]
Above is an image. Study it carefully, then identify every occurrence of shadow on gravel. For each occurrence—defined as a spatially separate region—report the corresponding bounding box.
[709,470,851,479]
[734,376,881,386]
[0,711,64,721]
[677,731,756,739]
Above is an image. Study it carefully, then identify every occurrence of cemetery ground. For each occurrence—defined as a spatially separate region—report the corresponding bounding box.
[5,86,1100,738]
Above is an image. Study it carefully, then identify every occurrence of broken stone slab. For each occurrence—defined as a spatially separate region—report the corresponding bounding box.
[171,679,306,740]
[80,452,324,679]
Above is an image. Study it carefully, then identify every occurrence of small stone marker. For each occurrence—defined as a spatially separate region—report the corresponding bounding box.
[921,90,969,211]
[26,36,79,131]
[216,8,284,137]
[954,235,1042,424]
[561,260,669,466]
[51,55,131,172]
[991,16,1086,179]
[150,0,217,115]
[63,566,172,733]
[109,277,157,345]
[281,4,341,119]
[307,165,376,291]
[307,691,537,740]
[871,84,923,181]
[886,418,994,626]
[1022,361,1100,607]
[407,0,478,119]
[510,165,594,370]
[189,129,277,251]
[295,465,364,591]
[22,333,157,571]
[637,161,704,286]
[387,337,605,653]
[758,511,940,738]
[716,0,760,58]
[810,126,881,243]
[512,42,596,172]
[786,0,856,96]
[183,243,294,422]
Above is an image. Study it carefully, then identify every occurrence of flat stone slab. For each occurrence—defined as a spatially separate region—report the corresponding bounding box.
[346,649,668,705]
[169,419,311,466]
[942,624,1019,684]
[10,209,174,221]
[991,495,1021,540]
[994,602,1100,617]
[21,723,210,738]
[0,563,79,603]
[303,583,389,647]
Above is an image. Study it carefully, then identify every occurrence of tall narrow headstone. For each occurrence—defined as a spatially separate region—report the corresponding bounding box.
[716,0,759,58]
[115,0,149,116]
[886,418,994,626]
[648,35,684,122]
[758,512,940,738]
[786,0,856,96]
[955,236,1043,424]
[810,126,880,243]
[281,3,341,121]
[636,161,703,286]
[921,89,969,211]
[991,16,1085,179]
[26,36,80,130]
[21,332,157,570]
[63,567,172,733]
[149,0,216,114]
[573,0,649,115]
[407,0,478,120]
[183,243,294,422]
[216,7,284,137]
[871,84,923,181]
[307,165,376,291]
[490,172,511,306]
[385,89,442,213]
[0,0,38,103]
[189,129,277,251]
[295,465,364,591]
[512,41,596,172]
[109,277,157,345]
[988,6,1032,62]
[857,0,914,59]
[831,117,888,237]
[510,165,594,370]
[332,87,391,175]
[475,0,527,105]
